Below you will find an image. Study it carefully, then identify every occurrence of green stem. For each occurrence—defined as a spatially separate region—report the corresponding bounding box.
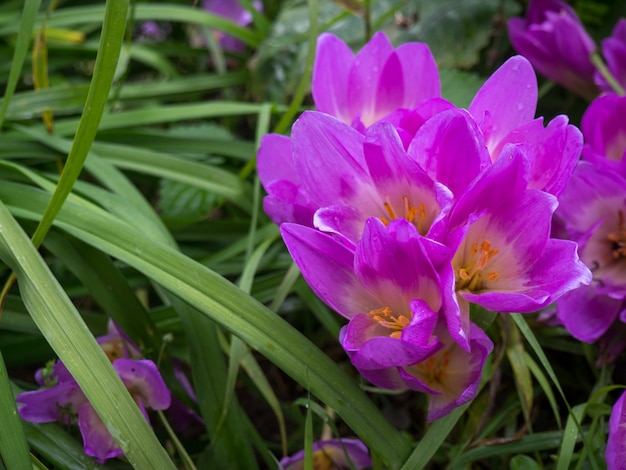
[591,52,625,96]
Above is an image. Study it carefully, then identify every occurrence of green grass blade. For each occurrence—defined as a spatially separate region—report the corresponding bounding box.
[0,351,30,469]
[29,0,129,249]
[557,403,586,470]
[510,313,600,470]
[0,0,42,130]
[0,201,175,468]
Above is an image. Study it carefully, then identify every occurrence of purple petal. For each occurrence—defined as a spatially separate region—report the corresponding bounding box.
[347,32,395,126]
[557,284,622,342]
[78,403,123,463]
[396,42,440,107]
[447,144,531,232]
[17,381,84,424]
[312,33,354,123]
[494,115,582,196]
[292,112,373,207]
[607,390,626,470]
[113,359,171,410]
[355,218,442,312]
[257,134,297,188]
[408,109,490,196]
[469,56,537,155]
[280,223,377,318]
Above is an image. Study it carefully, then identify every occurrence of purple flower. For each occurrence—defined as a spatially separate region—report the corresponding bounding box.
[581,94,626,177]
[556,162,626,342]
[258,113,453,245]
[607,389,626,469]
[17,359,171,463]
[596,19,626,94]
[312,32,440,129]
[446,146,591,324]
[281,218,491,418]
[279,438,372,470]
[202,0,262,53]
[508,0,598,100]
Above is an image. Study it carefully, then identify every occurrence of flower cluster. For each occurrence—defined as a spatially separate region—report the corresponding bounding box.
[258,32,591,421]
[16,323,171,463]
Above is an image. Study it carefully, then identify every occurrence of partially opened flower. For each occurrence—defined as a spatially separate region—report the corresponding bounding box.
[313,32,440,129]
[595,19,626,94]
[279,438,372,470]
[508,0,598,100]
[607,389,626,469]
[400,319,492,421]
[17,359,171,463]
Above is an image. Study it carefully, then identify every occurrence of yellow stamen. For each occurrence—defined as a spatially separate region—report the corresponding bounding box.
[416,350,451,386]
[457,240,500,291]
[369,306,411,339]
[378,196,429,234]
[608,210,626,259]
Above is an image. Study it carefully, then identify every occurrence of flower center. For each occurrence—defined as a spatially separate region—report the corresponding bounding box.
[456,240,499,291]
[101,339,127,362]
[379,196,428,234]
[311,450,336,470]
[416,350,451,388]
[608,210,626,259]
[369,306,411,339]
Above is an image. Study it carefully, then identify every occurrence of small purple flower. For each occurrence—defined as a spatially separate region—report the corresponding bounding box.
[17,359,171,463]
[279,438,372,470]
[595,19,626,94]
[508,0,598,100]
[312,32,440,129]
[607,389,626,469]
[203,0,262,53]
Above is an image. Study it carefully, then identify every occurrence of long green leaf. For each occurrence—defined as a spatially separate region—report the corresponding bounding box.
[0,0,42,130]
[0,351,30,469]
[29,0,128,249]
[0,201,175,468]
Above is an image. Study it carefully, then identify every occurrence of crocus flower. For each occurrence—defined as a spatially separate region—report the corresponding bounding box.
[606,389,626,469]
[279,438,372,470]
[202,0,261,53]
[446,146,592,323]
[281,217,491,418]
[312,32,440,129]
[595,19,626,94]
[508,0,598,100]
[258,113,453,245]
[581,93,626,177]
[556,162,626,341]
[17,359,171,463]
